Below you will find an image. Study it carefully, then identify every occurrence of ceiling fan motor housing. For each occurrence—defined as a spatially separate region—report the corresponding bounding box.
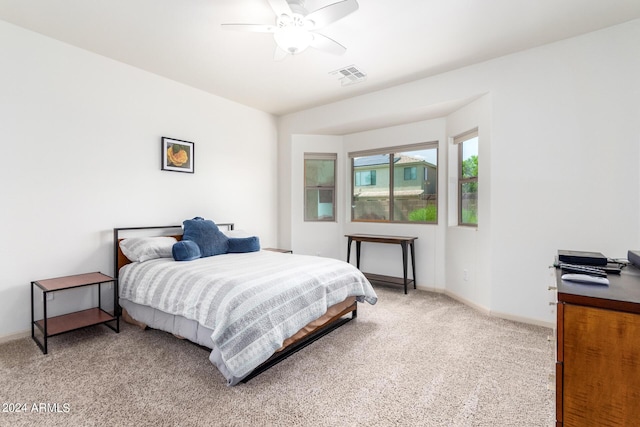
[275,1,314,54]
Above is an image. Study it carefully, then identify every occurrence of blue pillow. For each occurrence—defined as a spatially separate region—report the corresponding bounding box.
[227,236,260,253]
[172,240,201,261]
[182,218,229,257]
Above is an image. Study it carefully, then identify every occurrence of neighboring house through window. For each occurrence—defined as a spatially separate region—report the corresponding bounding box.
[350,142,438,223]
[304,153,336,221]
[455,130,478,226]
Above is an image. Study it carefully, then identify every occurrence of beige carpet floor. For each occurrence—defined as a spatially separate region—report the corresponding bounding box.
[0,286,555,426]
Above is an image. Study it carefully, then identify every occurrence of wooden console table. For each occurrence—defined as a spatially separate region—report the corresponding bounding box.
[345,234,417,294]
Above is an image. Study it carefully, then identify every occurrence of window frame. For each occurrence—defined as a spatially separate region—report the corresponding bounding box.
[349,141,438,224]
[455,129,479,227]
[303,152,337,222]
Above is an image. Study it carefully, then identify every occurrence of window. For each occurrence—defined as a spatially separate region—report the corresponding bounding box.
[455,130,478,226]
[355,170,376,186]
[404,167,416,181]
[304,153,336,221]
[350,142,438,223]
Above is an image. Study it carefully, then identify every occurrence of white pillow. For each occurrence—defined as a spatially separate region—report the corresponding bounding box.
[221,229,252,238]
[120,236,177,262]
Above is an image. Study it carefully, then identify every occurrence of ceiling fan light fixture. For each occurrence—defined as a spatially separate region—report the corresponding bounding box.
[223,0,359,58]
[274,26,313,54]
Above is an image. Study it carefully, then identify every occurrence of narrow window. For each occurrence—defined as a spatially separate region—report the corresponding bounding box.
[455,130,478,226]
[304,153,336,221]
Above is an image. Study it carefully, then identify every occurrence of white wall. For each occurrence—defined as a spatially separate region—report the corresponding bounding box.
[0,21,278,339]
[279,19,640,326]
[445,96,492,312]
[487,21,640,323]
[290,134,345,257]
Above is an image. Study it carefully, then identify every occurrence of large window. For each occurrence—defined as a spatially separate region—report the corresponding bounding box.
[455,130,478,226]
[304,153,336,221]
[350,142,438,223]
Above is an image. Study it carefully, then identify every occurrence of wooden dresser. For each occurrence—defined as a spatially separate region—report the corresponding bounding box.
[555,265,640,426]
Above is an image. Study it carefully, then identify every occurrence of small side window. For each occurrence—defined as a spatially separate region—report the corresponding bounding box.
[304,153,336,221]
[455,130,478,226]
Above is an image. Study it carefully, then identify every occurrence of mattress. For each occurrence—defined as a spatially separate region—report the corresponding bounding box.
[119,296,357,351]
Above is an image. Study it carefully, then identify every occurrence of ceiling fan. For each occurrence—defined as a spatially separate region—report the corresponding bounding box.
[222,0,359,60]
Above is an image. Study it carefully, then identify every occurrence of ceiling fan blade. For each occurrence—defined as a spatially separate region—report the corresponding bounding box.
[273,46,289,61]
[221,23,276,33]
[306,0,359,29]
[310,33,347,55]
[267,0,293,17]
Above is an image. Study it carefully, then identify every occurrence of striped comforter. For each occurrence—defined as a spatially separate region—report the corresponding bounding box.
[119,250,377,384]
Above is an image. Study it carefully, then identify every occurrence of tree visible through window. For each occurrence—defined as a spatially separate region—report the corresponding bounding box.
[350,143,438,223]
[456,130,478,226]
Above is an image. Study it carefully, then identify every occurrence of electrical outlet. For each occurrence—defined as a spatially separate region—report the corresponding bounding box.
[42,293,54,301]
[463,269,469,281]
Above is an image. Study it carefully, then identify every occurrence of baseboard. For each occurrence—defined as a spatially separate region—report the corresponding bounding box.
[415,284,442,293]
[417,286,554,329]
[0,329,30,344]
[489,309,555,329]
[442,289,491,316]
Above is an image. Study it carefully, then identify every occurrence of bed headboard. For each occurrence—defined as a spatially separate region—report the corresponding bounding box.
[113,223,234,278]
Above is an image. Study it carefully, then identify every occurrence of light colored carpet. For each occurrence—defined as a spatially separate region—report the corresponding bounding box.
[0,286,555,426]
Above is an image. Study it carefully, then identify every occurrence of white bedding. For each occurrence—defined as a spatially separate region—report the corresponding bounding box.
[119,250,377,385]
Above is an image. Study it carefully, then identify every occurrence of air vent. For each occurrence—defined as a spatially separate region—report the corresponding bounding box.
[330,65,367,86]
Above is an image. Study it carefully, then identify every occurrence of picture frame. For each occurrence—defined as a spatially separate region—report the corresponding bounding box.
[161,137,194,173]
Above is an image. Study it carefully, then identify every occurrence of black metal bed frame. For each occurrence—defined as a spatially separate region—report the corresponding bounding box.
[241,304,356,383]
[113,224,357,384]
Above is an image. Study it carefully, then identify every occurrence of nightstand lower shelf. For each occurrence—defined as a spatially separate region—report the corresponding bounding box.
[34,308,117,337]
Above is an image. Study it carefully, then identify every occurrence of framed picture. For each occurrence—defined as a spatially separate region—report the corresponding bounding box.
[161,137,194,173]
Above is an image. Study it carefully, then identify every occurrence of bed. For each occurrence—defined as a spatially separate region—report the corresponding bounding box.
[113,223,377,385]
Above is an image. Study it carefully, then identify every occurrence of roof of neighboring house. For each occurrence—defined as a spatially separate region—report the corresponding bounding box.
[354,154,435,168]
[353,154,396,167]
[396,155,429,165]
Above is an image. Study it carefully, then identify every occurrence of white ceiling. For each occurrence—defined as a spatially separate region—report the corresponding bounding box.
[1,0,639,116]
